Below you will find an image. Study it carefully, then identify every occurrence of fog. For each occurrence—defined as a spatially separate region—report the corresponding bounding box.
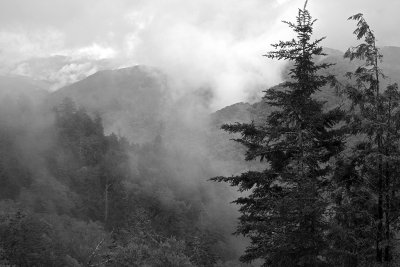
[0,1,397,109]
[0,1,397,266]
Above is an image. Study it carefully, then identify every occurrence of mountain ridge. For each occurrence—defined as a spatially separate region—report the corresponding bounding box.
[4,45,397,145]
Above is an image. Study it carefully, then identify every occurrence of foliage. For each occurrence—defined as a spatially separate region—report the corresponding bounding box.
[330,13,400,265]
[0,206,64,266]
[212,2,344,266]
[4,4,400,267]
[98,209,196,266]
[0,96,231,266]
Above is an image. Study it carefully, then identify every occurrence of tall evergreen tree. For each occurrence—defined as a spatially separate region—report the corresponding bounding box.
[331,14,400,265]
[212,2,343,266]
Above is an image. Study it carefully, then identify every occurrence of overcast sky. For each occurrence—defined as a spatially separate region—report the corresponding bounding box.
[0,0,398,108]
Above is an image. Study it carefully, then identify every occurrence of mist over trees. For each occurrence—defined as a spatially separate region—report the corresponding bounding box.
[0,1,400,267]
[0,94,240,266]
[213,2,400,267]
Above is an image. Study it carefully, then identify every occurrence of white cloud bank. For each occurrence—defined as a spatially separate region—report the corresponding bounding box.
[0,0,398,108]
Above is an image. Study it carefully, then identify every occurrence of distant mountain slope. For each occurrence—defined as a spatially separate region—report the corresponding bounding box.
[212,46,400,127]
[320,46,400,85]
[45,46,400,148]
[208,46,400,168]
[48,65,168,144]
[0,75,49,106]
[8,55,116,91]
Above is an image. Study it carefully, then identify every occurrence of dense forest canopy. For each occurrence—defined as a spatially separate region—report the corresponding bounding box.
[0,94,244,266]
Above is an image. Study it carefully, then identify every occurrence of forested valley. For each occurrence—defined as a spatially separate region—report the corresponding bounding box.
[1,1,400,267]
[0,96,239,266]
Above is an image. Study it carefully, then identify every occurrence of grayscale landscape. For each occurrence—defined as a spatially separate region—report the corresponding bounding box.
[0,1,399,266]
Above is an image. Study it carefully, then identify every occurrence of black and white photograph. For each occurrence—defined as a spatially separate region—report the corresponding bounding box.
[0,0,399,266]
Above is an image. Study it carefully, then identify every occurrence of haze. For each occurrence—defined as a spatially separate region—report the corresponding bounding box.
[0,0,397,108]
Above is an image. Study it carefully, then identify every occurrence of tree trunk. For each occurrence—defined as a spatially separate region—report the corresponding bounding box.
[377,174,383,262]
[104,183,110,225]
[377,142,383,263]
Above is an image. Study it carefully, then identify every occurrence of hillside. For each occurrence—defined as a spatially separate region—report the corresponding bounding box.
[48,65,168,144]
[212,46,400,125]
[41,46,400,172]
[0,45,400,265]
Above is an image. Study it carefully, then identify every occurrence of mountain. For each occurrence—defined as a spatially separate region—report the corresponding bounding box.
[2,46,400,266]
[212,46,400,126]
[48,65,168,144]
[319,46,400,87]
[45,46,400,149]
[8,55,117,91]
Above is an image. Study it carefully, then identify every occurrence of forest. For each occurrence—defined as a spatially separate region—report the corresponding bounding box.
[0,95,235,266]
[1,1,400,267]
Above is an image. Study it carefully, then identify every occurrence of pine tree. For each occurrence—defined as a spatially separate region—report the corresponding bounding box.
[332,13,400,265]
[212,2,343,266]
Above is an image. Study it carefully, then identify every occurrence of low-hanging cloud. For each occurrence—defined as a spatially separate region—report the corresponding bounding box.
[0,0,399,108]
[119,0,302,109]
[0,0,299,109]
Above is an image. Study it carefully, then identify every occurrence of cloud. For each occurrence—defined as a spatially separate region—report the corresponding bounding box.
[119,0,298,109]
[0,0,398,107]
[0,29,65,66]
